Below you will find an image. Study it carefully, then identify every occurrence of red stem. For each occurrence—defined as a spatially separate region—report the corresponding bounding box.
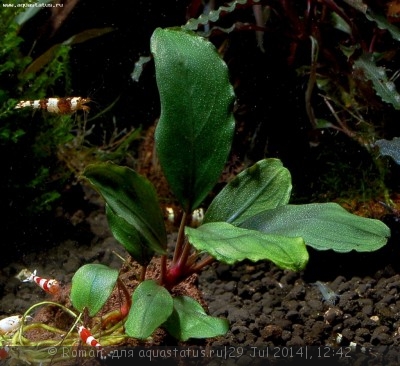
[173,212,189,264]
[177,240,192,270]
[160,255,167,285]
[190,255,215,273]
[140,264,147,282]
[117,278,132,314]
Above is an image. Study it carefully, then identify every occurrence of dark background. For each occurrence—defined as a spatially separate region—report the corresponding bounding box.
[5,0,400,266]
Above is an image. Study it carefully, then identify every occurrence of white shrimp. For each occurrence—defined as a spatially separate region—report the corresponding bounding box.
[313,281,340,305]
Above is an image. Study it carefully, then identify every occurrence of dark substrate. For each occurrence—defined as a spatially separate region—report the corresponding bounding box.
[2,200,400,365]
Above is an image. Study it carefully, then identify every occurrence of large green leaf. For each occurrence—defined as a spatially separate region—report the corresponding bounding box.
[106,205,154,266]
[125,280,173,339]
[240,203,390,252]
[71,264,118,316]
[82,162,167,254]
[186,222,308,271]
[203,159,292,225]
[164,296,229,341]
[151,27,235,212]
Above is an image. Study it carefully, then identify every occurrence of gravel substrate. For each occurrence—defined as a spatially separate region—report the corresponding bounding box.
[2,203,400,365]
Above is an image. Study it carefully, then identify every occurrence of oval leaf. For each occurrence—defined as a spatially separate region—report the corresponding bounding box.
[186,222,308,271]
[164,296,229,341]
[240,203,390,252]
[82,162,167,254]
[204,159,292,225]
[125,280,173,339]
[151,27,235,212]
[106,205,154,266]
[71,264,119,316]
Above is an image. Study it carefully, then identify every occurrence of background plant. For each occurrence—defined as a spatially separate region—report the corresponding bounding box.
[185,0,400,203]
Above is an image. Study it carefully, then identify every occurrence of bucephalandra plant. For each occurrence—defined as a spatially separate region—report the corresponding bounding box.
[2,26,391,365]
[78,27,390,343]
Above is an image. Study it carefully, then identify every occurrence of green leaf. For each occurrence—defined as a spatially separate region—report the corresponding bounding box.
[375,137,400,165]
[366,9,400,42]
[331,12,351,34]
[203,159,292,225]
[164,296,229,341]
[125,280,173,339]
[106,205,154,266]
[151,27,235,212]
[64,27,115,45]
[71,264,118,316]
[183,0,252,32]
[82,162,167,254]
[240,203,390,252]
[353,53,400,110]
[315,119,335,129]
[186,222,308,271]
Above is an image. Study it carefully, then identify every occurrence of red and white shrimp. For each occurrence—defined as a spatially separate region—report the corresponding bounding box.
[15,97,90,114]
[77,325,107,359]
[23,269,60,295]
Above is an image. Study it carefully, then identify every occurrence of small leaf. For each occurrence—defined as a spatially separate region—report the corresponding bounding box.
[186,222,308,271]
[315,119,335,129]
[151,27,235,212]
[353,53,400,109]
[71,264,118,316]
[331,12,351,34]
[106,205,154,266]
[125,280,173,339]
[240,203,390,252]
[21,44,63,76]
[203,159,292,225]
[64,27,114,45]
[82,162,167,254]
[366,9,400,42]
[375,137,400,165]
[164,296,229,341]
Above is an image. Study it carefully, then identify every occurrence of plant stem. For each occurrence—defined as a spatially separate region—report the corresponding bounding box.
[160,255,167,284]
[190,255,215,273]
[322,95,356,139]
[177,240,191,270]
[117,278,132,309]
[173,211,188,264]
[305,35,318,129]
[140,264,147,282]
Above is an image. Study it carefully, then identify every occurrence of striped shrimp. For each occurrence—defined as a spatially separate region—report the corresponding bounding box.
[22,269,61,295]
[15,97,90,114]
[77,325,107,359]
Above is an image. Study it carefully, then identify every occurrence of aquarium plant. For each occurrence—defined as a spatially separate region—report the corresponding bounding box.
[74,27,390,343]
